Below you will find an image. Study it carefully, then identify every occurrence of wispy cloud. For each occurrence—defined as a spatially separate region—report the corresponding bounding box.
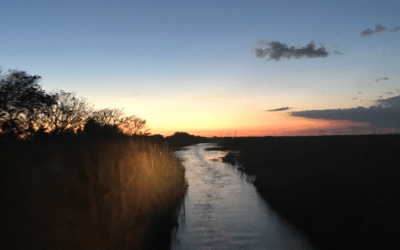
[361,23,400,36]
[267,106,292,112]
[333,46,345,55]
[333,50,345,55]
[255,41,331,61]
[376,77,389,82]
[290,95,400,129]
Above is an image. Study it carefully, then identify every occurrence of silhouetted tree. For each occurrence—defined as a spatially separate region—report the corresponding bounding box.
[83,118,102,132]
[119,115,149,135]
[46,90,94,133]
[0,70,56,139]
[83,118,121,138]
[91,108,149,135]
[91,108,124,126]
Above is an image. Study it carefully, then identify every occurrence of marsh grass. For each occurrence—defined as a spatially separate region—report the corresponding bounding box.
[217,135,400,250]
[0,134,187,249]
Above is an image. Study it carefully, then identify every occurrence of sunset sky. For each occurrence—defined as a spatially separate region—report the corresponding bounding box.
[1,0,399,137]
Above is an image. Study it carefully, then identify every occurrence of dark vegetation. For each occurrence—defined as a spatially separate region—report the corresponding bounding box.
[0,69,189,249]
[0,69,150,140]
[164,132,225,151]
[213,135,400,250]
[1,131,187,249]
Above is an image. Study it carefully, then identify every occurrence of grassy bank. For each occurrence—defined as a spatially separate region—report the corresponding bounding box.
[216,134,400,250]
[0,133,187,250]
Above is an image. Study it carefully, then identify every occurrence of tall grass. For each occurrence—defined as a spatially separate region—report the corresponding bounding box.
[0,135,187,249]
[217,135,400,250]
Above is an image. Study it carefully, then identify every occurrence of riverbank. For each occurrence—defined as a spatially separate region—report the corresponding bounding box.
[0,133,187,249]
[213,134,400,250]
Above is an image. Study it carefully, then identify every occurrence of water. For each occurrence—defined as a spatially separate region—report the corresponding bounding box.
[171,143,314,250]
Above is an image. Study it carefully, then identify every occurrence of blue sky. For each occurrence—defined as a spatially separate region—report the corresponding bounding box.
[1,0,399,136]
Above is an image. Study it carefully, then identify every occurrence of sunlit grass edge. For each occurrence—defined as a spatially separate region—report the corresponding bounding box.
[0,136,188,249]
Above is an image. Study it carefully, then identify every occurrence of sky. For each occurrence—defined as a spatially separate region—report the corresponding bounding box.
[1,0,399,137]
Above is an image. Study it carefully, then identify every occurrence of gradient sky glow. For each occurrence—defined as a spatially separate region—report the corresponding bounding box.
[1,0,399,136]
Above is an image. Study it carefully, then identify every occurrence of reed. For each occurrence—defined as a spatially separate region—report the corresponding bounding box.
[0,135,187,249]
[217,135,400,250]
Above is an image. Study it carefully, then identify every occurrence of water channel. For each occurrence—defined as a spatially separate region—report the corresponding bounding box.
[171,143,314,250]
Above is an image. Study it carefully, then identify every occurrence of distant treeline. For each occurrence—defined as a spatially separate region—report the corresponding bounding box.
[163,132,226,150]
[216,135,400,250]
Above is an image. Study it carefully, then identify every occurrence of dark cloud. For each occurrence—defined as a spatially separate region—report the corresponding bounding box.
[358,92,362,94]
[388,92,394,95]
[376,77,389,82]
[267,106,292,112]
[361,24,387,36]
[377,94,400,107]
[352,98,358,100]
[255,41,330,61]
[290,95,400,129]
[361,23,400,36]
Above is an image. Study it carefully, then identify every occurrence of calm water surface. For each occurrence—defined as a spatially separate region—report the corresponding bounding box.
[171,143,314,250]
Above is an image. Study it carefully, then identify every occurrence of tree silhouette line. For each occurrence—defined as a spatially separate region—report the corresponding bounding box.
[0,69,149,140]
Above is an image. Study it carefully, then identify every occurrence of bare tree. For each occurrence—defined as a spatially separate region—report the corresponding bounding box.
[119,115,149,135]
[91,108,125,126]
[46,90,94,133]
[91,108,149,135]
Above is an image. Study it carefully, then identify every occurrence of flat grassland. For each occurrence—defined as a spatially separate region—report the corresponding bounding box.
[0,134,187,250]
[216,134,400,250]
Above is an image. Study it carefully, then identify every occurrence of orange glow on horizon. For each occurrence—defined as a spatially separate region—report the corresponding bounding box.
[87,88,381,138]
[150,117,371,137]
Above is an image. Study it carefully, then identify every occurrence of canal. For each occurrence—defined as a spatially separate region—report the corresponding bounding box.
[170,143,314,250]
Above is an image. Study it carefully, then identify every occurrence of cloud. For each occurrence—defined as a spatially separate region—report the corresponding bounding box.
[267,106,292,112]
[361,23,400,36]
[333,50,345,55]
[377,94,400,107]
[376,77,389,82]
[255,41,330,61]
[332,45,345,55]
[290,95,400,129]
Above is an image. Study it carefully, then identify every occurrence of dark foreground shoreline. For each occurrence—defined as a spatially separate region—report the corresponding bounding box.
[0,133,187,250]
[212,134,400,250]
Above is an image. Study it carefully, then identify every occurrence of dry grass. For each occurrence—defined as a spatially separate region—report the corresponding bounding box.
[217,135,400,250]
[0,136,187,250]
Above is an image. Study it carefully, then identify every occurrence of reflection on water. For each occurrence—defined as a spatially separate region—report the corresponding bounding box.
[171,143,314,250]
